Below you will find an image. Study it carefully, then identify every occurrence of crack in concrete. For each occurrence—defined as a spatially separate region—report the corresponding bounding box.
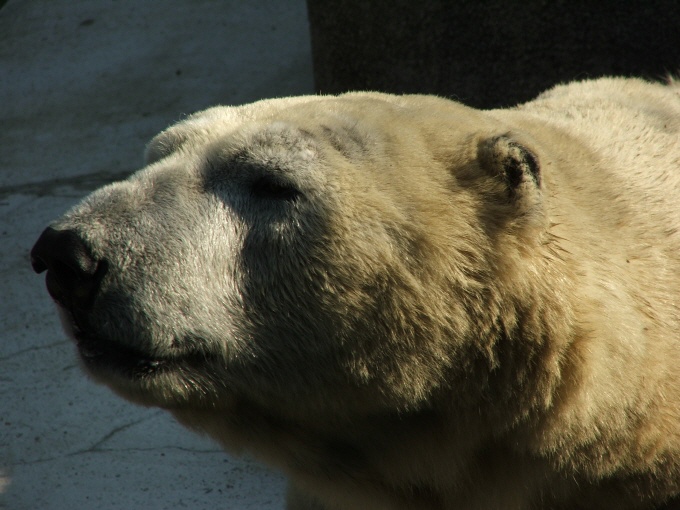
[0,170,132,199]
[73,446,222,455]
[0,340,70,363]
[69,414,158,455]
[8,414,164,467]
[11,444,221,467]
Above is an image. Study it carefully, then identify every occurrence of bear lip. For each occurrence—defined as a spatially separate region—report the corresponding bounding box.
[74,327,168,378]
[64,311,169,379]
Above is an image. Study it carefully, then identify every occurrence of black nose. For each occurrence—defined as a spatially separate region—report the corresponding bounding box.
[30,227,105,309]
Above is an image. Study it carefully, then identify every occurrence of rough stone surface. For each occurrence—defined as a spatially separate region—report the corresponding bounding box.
[0,0,313,508]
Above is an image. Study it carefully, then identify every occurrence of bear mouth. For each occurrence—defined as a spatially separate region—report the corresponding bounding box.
[60,307,169,379]
[75,328,167,378]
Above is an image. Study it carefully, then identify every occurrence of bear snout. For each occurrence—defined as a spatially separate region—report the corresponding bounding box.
[30,227,106,311]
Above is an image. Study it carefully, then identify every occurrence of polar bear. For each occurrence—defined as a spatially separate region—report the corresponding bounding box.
[32,77,680,509]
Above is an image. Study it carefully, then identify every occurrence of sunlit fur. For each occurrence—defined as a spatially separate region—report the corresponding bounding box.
[48,77,680,509]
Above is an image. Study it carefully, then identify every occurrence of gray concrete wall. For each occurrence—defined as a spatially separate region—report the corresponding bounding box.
[0,1,313,508]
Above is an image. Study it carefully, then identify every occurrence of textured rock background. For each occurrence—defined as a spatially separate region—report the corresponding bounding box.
[0,1,313,508]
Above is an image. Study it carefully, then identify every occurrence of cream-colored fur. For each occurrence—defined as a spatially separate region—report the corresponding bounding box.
[35,78,680,509]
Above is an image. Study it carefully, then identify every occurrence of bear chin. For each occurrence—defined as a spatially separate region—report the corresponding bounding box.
[57,304,216,405]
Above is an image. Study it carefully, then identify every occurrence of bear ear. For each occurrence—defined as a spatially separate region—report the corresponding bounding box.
[145,130,187,165]
[477,135,541,199]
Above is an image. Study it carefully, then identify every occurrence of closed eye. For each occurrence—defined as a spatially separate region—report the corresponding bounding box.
[250,175,301,201]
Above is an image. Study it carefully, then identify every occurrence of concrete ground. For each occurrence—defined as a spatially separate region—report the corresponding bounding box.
[0,1,315,508]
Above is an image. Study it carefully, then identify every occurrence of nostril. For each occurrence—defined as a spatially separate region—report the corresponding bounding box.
[31,227,99,275]
[30,227,104,308]
[30,253,48,273]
